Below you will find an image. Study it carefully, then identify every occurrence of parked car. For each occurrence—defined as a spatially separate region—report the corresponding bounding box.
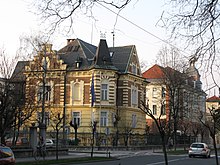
[0,145,15,165]
[188,142,211,158]
[45,139,55,147]
[5,137,29,147]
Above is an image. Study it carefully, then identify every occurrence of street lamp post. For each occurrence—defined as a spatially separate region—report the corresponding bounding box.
[39,44,47,144]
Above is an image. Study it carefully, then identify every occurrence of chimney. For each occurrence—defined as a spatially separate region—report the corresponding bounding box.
[67,39,75,45]
[41,43,52,53]
[219,87,220,98]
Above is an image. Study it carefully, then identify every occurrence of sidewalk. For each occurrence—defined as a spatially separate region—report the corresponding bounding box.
[15,150,155,163]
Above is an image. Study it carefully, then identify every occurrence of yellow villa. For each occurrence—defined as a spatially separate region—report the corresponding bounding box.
[17,38,147,147]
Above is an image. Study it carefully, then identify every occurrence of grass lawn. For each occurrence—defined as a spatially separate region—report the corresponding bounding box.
[167,149,188,155]
[153,149,188,155]
[16,157,116,165]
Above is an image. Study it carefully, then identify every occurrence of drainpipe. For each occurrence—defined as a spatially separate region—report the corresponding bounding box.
[115,73,120,146]
[63,71,67,144]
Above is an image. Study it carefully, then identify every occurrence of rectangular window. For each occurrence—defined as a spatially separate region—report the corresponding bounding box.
[73,83,80,100]
[132,87,138,105]
[161,87,166,98]
[101,84,108,100]
[152,88,157,98]
[161,104,166,115]
[153,105,157,115]
[72,112,81,126]
[37,111,50,126]
[132,114,137,128]
[100,111,108,126]
[132,64,137,75]
[37,85,51,101]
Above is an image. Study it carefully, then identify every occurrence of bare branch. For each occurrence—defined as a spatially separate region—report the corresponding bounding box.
[34,0,132,35]
[162,0,220,87]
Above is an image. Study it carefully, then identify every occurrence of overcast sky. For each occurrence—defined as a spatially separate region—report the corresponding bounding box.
[0,0,167,63]
[0,0,218,96]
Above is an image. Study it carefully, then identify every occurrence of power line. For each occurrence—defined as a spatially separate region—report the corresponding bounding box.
[96,2,191,59]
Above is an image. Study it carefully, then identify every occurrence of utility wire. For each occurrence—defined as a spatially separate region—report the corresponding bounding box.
[97,2,191,58]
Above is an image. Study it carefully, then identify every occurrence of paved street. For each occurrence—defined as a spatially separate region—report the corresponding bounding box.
[72,155,219,165]
[16,150,220,165]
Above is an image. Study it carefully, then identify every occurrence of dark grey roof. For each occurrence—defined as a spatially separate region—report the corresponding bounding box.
[109,45,134,73]
[58,39,96,70]
[11,61,29,81]
[58,38,133,72]
[92,39,118,70]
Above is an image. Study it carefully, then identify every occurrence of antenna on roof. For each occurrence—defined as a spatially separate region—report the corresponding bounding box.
[100,31,106,39]
[91,22,93,44]
[111,31,115,47]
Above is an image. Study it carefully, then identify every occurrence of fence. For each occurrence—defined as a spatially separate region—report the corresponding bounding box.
[5,129,196,148]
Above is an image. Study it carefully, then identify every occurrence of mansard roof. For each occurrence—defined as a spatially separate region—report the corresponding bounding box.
[58,38,136,73]
[58,39,96,70]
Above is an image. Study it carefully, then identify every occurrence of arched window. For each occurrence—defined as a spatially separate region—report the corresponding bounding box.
[71,80,84,105]
[73,83,80,100]
[131,85,138,105]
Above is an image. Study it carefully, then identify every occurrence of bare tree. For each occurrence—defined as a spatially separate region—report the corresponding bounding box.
[178,120,191,147]
[112,113,120,146]
[91,121,97,158]
[34,0,132,34]
[119,121,133,147]
[155,46,203,150]
[156,45,187,71]
[17,33,50,61]
[139,100,169,165]
[0,48,17,79]
[50,112,64,160]
[160,0,220,87]
[69,120,79,145]
[0,49,36,145]
[199,107,220,165]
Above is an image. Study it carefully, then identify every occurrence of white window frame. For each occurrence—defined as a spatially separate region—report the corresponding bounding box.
[161,87,166,98]
[153,105,157,115]
[70,80,84,104]
[37,111,50,126]
[131,86,138,105]
[132,114,137,128]
[100,111,108,127]
[161,104,166,115]
[72,82,81,101]
[132,63,137,75]
[37,84,52,102]
[101,83,108,101]
[152,88,157,98]
[72,111,81,126]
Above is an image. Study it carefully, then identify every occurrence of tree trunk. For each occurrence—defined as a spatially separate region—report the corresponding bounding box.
[91,130,95,158]
[173,121,177,151]
[56,128,59,160]
[212,134,219,165]
[74,127,78,145]
[161,134,168,165]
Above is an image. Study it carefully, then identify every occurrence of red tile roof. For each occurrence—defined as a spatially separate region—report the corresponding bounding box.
[206,95,220,102]
[142,64,165,79]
